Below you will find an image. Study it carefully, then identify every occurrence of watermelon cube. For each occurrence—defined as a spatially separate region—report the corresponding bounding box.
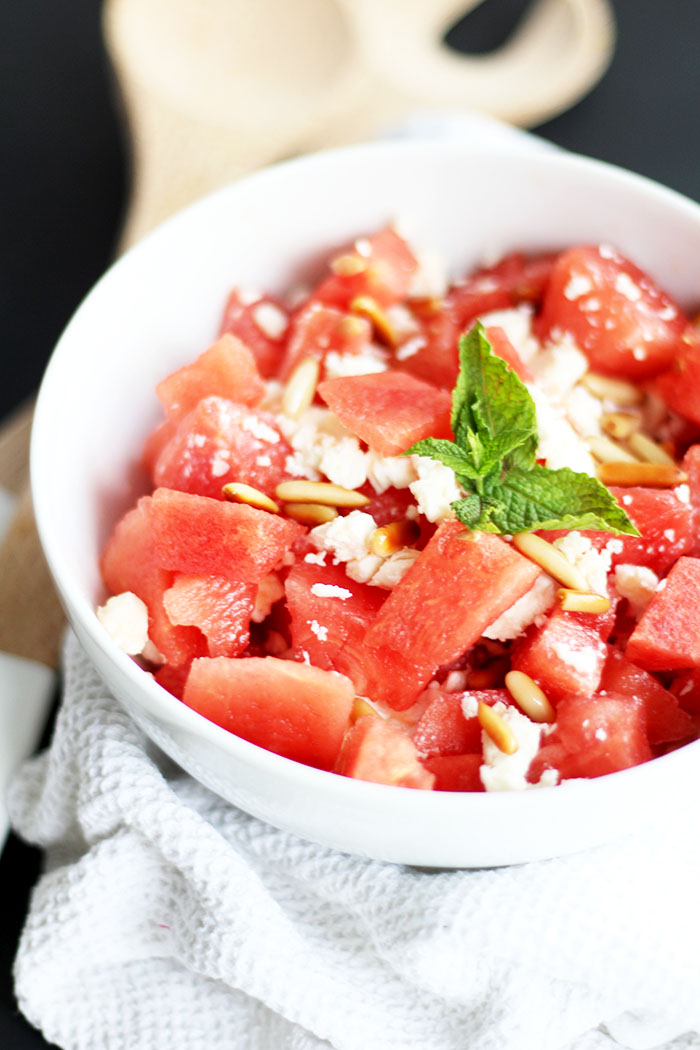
[626,556,700,670]
[511,607,607,702]
[156,334,265,421]
[183,656,354,770]
[600,646,692,746]
[280,301,372,379]
[335,716,435,788]
[219,290,288,378]
[314,227,418,310]
[422,753,484,792]
[412,689,508,759]
[163,574,256,658]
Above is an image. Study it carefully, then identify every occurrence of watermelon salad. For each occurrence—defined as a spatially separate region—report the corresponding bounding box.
[98,227,700,793]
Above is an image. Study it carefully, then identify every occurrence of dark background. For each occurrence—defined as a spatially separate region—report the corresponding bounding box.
[1,1,699,1046]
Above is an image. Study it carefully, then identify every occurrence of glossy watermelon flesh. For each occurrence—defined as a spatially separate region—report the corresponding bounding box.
[219,290,288,378]
[670,668,700,716]
[625,556,700,670]
[314,228,418,310]
[449,252,556,328]
[334,715,435,788]
[100,496,206,666]
[163,574,256,658]
[183,656,354,770]
[349,523,541,709]
[156,334,265,421]
[422,753,484,791]
[150,487,305,582]
[318,371,452,457]
[412,689,509,759]
[152,396,291,499]
[655,328,700,425]
[280,301,373,379]
[284,559,386,671]
[483,326,533,382]
[600,646,692,746]
[511,606,608,703]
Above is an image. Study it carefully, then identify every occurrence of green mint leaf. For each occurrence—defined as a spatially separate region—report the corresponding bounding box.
[452,322,538,475]
[403,438,481,482]
[451,493,482,528]
[478,464,641,535]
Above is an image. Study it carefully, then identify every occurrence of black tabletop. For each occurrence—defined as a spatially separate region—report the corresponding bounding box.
[1,1,699,1046]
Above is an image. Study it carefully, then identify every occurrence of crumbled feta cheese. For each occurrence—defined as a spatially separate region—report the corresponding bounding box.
[613,563,660,618]
[483,572,557,641]
[252,301,288,339]
[256,454,272,467]
[366,450,417,494]
[477,304,539,363]
[444,670,468,693]
[395,335,427,361]
[278,406,367,486]
[345,553,385,585]
[308,619,328,641]
[409,456,462,522]
[323,348,388,379]
[371,547,421,589]
[210,452,230,477]
[304,550,327,566]
[553,531,612,594]
[309,510,377,564]
[614,272,642,302]
[310,583,352,600]
[241,414,280,444]
[564,274,593,300]
[564,384,604,437]
[536,768,560,788]
[551,640,604,674]
[675,484,690,504]
[480,702,543,791]
[461,693,479,719]
[529,334,589,398]
[252,573,284,623]
[318,436,368,489]
[97,592,150,656]
[528,385,598,476]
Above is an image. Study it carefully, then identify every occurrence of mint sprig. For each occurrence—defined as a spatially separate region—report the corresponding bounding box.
[405,323,640,537]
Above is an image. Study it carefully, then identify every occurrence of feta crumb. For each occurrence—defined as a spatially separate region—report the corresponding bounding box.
[323,348,388,379]
[304,550,327,566]
[551,640,603,674]
[256,454,272,467]
[97,592,150,656]
[536,768,560,788]
[310,583,352,600]
[345,553,385,585]
[241,414,280,444]
[309,510,377,563]
[409,456,462,522]
[318,436,367,489]
[528,384,597,476]
[252,301,288,339]
[594,727,608,741]
[675,484,691,504]
[477,304,539,363]
[370,547,421,589]
[614,272,642,302]
[613,563,660,618]
[483,572,557,642]
[530,335,588,398]
[366,450,417,494]
[480,702,543,791]
[252,573,284,623]
[395,335,427,361]
[210,453,230,477]
[663,528,676,542]
[564,274,593,300]
[461,693,479,719]
[308,619,329,641]
[444,670,468,693]
[553,531,612,594]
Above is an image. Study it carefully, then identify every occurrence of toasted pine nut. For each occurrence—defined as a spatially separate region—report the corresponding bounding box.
[331,253,367,277]
[276,479,370,508]
[587,435,639,464]
[369,519,421,557]
[408,296,443,317]
[478,702,519,754]
[601,411,641,441]
[627,431,677,466]
[512,533,588,591]
[222,482,279,514]
[505,671,555,724]
[467,659,508,690]
[581,372,644,406]
[597,462,687,488]
[350,295,397,347]
[557,588,611,614]
[352,697,379,721]
[281,356,320,420]
[283,502,338,525]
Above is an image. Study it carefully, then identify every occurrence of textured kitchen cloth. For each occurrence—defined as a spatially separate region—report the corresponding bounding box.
[7,632,700,1050]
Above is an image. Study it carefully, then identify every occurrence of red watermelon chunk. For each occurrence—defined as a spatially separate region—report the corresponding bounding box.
[422,753,483,791]
[219,290,288,378]
[100,496,206,666]
[511,607,607,703]
[152,396,291,498]
[484,326,533,382]
[626,556,700,670]
[412,689,508,759]
[655,326,700,425]
[670,668,700,716]
[156,334,264,421]
[335,716,435,788]
[150,487,304,582]
[356,523,540,709]
[315,228,418,310]
[280,301,372,379]
[600,646,692,746]
[450,251,556,328]
[318,371,452,456]
[396,300,460,391]
[183,656,354,770]
[284,560,386,671]
[153,661,192,700]
[163,574,256,658]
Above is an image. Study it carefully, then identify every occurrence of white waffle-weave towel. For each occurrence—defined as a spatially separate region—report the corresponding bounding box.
[7,632,700,1050]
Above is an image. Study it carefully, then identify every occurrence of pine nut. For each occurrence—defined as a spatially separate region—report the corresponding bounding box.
[478,701,519,754]
[512,533,589,591]
[275,480,370,508]
[601,411,641,441]
[587,435,639,464]
[627,431,677,466]
[283,502,339,525]
[557,589,611,614]
[352,697,379,721]
[369,519,421,557]
[281,356,320,420]
[581,372,644,406]
[505,671,555,724]
[221,482,279,514]
[350,295,397,347]
[331,254,367,277]
[597,462,687,488]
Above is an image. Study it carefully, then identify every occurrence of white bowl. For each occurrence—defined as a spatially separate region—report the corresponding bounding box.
[31,140,700,868]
